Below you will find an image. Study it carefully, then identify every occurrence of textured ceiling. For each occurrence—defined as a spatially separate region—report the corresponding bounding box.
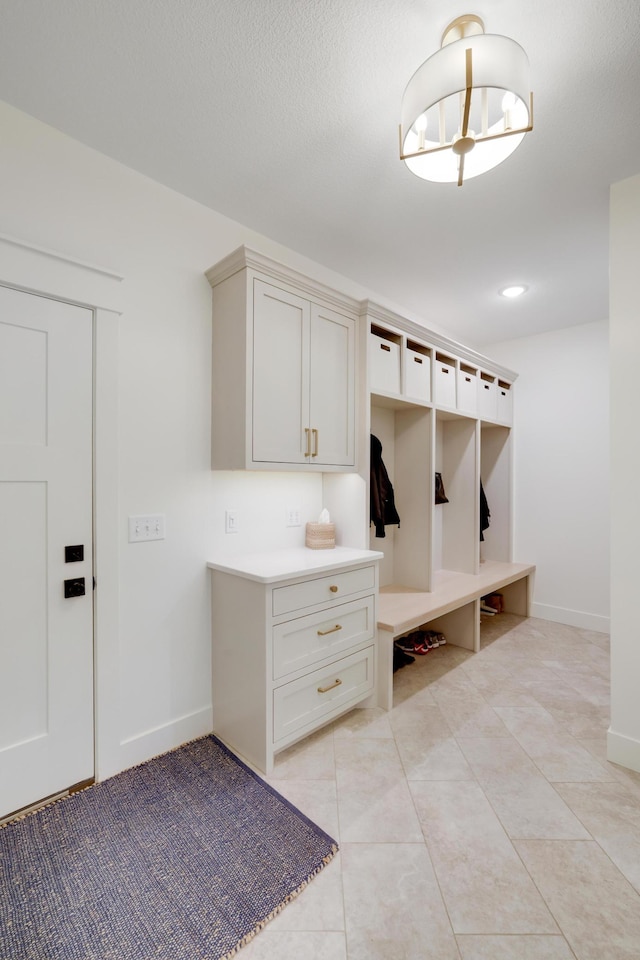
[0,0,639,346]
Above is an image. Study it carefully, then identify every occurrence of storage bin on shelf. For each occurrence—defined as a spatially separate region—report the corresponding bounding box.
[369,328,401,394]
[496,380,513,424]
[479,372,498,420]
[434,352,457,408]
[404,340,431,402]
[457,364,478,415]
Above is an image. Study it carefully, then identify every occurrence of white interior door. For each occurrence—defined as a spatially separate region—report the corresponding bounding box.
[0,285,94,819]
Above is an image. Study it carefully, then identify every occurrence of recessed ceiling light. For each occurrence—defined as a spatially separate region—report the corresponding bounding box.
[500,284,528,298]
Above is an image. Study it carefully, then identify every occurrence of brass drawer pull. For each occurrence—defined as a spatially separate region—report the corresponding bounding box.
[304,427,311,457]
[317,624,342,637]
[329,585,339,593]
[317,678,342,694]
[311,428,318,457]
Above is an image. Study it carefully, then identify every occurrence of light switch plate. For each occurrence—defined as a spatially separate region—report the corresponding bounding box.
[286,508,301,527]
[128,514,166,542]
[225,510,239,534]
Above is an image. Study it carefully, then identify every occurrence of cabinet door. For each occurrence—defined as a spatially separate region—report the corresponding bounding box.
[309,304,355,466]
[252,280,311,463]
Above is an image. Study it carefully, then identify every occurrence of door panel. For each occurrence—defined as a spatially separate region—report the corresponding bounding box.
[0,286,94,819]
[309,305,355,466]
[252,279,310,463]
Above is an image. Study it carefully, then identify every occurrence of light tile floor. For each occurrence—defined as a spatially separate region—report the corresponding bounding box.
[240,615,640,960]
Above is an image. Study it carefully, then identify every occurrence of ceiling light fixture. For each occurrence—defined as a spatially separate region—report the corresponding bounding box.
[399,14,533,186]
[500,285,528,298]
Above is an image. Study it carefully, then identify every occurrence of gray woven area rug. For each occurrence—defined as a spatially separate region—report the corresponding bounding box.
[0,735,338,960]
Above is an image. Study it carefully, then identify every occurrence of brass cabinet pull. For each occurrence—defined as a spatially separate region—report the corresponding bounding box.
[304,427,311,457]
[317,678,342,694]
[311,428,318,457]
[317,624,342,636]
[329,585,338,593]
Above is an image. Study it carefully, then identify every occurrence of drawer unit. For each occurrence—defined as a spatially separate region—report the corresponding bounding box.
[273,596,375,680]
[457,364,478,414]
[479,373,498,420]
[496,380,513,424]
[210,550,380,775]
[369,329,401,395]
[434,353,456,408]
[272,564,376,616]
[273,646,375,743]
[404,342,431,402]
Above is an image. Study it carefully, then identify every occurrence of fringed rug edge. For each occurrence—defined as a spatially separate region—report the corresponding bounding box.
[218,840,340,960]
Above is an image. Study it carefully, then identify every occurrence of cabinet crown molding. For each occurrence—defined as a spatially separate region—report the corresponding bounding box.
[206,246,517,383]
[206,245,361,317]
[362,299,518,383]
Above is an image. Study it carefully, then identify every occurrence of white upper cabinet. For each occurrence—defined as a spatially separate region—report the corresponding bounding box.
[252,280,310,464]
[309,303,355,466]
[207,247,357,471]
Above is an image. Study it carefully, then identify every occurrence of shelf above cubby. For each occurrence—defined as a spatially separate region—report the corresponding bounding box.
[371,390,432,411]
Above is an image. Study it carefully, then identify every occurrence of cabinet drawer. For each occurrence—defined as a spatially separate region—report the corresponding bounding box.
[272,565,376,616]
[273,596,375,680]
[273,646,375,743]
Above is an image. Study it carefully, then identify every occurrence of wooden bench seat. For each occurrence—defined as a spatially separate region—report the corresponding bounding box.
[375,559,535,709]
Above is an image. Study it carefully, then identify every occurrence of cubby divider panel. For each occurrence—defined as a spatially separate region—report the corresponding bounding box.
[480,424,512,563]
[435,413,478,576]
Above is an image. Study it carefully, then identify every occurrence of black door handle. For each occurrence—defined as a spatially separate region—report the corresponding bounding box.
[64,577,86,598]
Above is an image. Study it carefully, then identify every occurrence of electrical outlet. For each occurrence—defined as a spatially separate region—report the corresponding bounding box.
[286,508,301,527]
[225,510,239,534]
[128,514,166,542]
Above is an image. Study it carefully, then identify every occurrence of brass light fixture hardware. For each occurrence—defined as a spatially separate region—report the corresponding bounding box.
[399,14,533,185]
[317,624,343,636]
[317,678,343,694]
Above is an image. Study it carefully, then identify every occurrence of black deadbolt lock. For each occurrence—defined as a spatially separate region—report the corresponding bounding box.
[64,577,86,598]
[65,544,84,563]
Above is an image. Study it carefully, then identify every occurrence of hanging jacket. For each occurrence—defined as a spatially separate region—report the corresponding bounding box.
[480,479,491,541]
[370,434,400,538]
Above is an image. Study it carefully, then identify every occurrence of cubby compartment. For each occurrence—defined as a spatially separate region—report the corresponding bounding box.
[480,424,512,563]
[369,325,401,395]
[457,363,478,415]
[419,597,480,653]
[496,380,513,425]
[433,352,457,409]
[478,372,498,421]
[370,401,432,591]
[433,412,478,577]
[404,340,432,402]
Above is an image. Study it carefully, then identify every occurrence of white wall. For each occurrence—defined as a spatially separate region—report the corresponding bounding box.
[609,172,640,773]
[484,321,610,633]
[0,100,383,778]
[3,99,461,779]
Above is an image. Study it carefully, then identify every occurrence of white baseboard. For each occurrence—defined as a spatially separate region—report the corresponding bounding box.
[530,601,610,634]
[607,727,640,774]
[108,706,213,779]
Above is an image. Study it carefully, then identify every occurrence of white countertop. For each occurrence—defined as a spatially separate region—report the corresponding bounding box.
[207,546,384,583]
